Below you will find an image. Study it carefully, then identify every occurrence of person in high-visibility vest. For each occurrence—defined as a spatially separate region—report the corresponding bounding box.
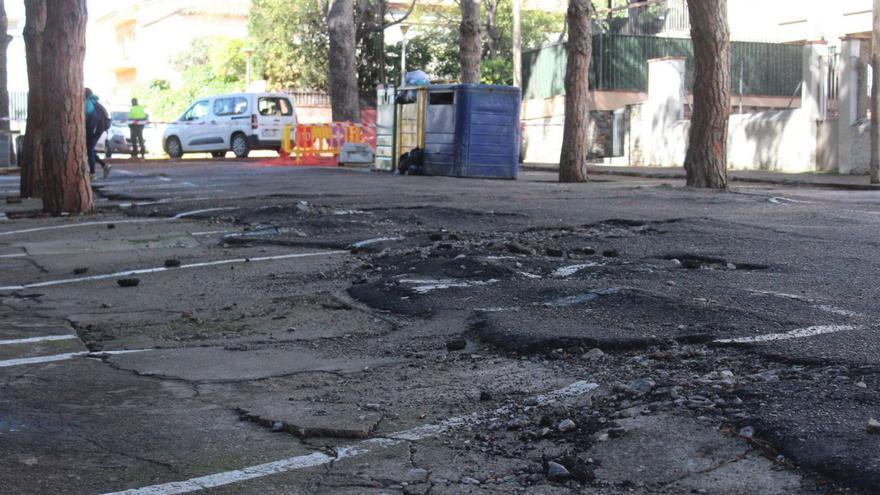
[128,98,148,159]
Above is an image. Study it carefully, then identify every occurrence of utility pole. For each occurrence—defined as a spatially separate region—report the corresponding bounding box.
[243,47,254,91]
[512,0,522,87]
[400,24,409,85]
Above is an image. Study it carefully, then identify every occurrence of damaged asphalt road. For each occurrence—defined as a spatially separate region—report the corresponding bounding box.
[0,162,878,494]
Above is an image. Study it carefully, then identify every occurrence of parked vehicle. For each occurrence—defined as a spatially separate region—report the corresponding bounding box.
[162,92,297,159]
[96,111,153,158]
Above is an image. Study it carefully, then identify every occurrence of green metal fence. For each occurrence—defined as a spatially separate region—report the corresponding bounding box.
[522,35,803,100]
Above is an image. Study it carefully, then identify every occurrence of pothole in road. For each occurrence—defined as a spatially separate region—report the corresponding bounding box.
[348,255,518,316]
[659,253,771,271]
[472,288,802,354]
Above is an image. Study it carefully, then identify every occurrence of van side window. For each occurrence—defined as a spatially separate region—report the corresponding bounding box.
[213,98,232,116]
[233,97,249,115]
[215,97,249,116]
[184,100,210,121]
[258,97,293,117]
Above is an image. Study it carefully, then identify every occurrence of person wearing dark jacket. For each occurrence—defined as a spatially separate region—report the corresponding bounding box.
[85,88,112,179]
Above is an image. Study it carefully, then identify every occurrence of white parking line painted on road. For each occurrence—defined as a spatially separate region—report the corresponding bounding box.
[0,349,152,368]
[0,207,238,237]
[0,352,84,368]
[715,325,862,344]
[814,305,864,318]
[397,278,499,294]
[0,250,348,292]
[0,219,163,237]
[551,263,600,278]
[172,207,237,219]
[0,334,77,346]
[351,236,404,248]
[747,290,810,301]
[190,230,235,237]
[0,252,27,258]
[747,290,865,318]
[768,196,808,205]
[100,380,599,495]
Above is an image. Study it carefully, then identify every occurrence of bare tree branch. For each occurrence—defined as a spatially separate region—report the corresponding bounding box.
[383,0,417,28]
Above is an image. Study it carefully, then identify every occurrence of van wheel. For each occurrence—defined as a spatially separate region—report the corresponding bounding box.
[165,137,183,159]
[211,151,226,158]
[231,133,250,158]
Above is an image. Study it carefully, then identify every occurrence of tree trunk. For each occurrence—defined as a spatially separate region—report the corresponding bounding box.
[484,0,501,59]
[512,0,522,87]
[327,0,360,122]
[684,0,730,189]
[871,0,880,184]
[459,0,481,84]
[377,0,386,84]
[39,0,93,214]
[558,0,593,183]
[20,0,45,199]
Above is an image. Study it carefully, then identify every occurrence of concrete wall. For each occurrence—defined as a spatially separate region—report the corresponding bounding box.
[628,106,819,173]
[842,122,872,174]
[519,70,807,169]
[521,112,613,164]
[518,43,869,174]
[727,109,817,172]
[836,38,872,174]
[622,46,827,173]
[817,120,839,173]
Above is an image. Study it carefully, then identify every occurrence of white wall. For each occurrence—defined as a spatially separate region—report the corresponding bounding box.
[841,121,871,174]
[727,109,817,173]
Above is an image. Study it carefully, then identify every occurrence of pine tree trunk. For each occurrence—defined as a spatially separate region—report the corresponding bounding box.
[327,0,360,122]
[871,0,880,184]
[377,0,386,84]
[20,0,45,198]
[512,0,522,87]
[558,0,593,183]
[684,0,730,189]
[459,0,481,84]
[39,0,93,214]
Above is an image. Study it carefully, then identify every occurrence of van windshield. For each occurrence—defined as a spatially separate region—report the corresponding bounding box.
[257,97,293,117]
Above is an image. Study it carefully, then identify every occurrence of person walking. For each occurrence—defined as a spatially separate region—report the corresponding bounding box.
[85,88,111,179]
[128,98,147,159]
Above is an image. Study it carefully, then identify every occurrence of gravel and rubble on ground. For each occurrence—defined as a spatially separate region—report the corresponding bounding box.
[0,164,877,494]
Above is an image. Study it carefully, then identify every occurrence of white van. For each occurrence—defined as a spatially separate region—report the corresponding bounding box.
[162,92,297,159]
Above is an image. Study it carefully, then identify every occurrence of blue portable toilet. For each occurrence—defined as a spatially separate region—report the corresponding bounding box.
[422,84,521,179]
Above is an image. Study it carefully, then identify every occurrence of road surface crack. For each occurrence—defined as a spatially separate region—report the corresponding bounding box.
[76,433,180,473]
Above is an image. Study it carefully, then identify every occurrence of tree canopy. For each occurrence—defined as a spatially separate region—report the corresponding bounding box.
[133,36,246,121]
[248,0,564,90]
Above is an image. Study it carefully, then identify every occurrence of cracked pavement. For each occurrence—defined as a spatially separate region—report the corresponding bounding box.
[0,162,878,494]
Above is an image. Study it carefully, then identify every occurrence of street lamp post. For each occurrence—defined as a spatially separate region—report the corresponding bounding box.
[242,47,255,91]
[400,24,410,86]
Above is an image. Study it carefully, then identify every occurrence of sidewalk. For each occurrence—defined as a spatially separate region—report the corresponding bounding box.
[525,163,880,190]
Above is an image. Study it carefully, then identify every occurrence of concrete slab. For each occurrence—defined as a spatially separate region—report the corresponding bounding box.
[19,233,200,256]
[237,398,384,439]
[0,337,86,361]
[589,414,750,486]
[666,454,805,495]
[107,346,401,382]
